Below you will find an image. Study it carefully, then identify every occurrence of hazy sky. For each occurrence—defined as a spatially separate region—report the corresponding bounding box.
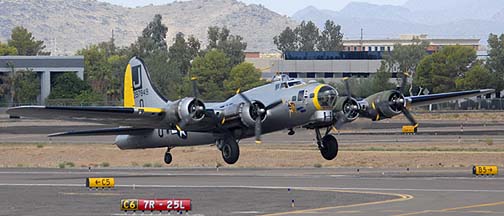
[101,0,409,15]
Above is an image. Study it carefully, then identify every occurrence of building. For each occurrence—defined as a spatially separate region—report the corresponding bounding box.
[343,34,480,52]
[246,34,481,83]
[0,56,84,104]
[247,51,389,83]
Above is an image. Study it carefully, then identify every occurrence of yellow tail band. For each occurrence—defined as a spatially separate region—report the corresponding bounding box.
[123,64,135,107]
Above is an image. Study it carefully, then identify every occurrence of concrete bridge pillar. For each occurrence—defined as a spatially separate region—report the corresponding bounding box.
[39,71,51,104]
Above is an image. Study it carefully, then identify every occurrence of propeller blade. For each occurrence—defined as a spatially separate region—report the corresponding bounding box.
[399,72,409,92]
[401,107,417,126]
[255,114,262,144]
[333,112,347,129]
[191,76,199,98]
[343,77,351,97]
[265,100,283,110]
[238,92,252,105]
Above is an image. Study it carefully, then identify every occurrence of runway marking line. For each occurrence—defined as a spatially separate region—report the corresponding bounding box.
[59,192,121,196]
[392,201,504,216]
[260,188,413,216]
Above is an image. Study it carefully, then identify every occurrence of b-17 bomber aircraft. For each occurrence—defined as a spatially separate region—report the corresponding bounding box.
[7,57,494,165]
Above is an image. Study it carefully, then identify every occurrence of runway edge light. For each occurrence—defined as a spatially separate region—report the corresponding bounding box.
[86,177,115,189]
[472,165,498,176]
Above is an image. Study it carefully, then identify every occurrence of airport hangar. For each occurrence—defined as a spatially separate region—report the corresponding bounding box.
[0,56,84,105]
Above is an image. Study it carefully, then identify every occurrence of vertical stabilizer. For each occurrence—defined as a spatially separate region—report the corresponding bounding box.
[123,57,168,108]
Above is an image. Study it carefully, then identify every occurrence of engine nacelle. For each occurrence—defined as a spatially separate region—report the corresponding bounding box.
[363,90,405,120]
[164,97,206,125]
[239,101,266,127]
[333,96,360,122]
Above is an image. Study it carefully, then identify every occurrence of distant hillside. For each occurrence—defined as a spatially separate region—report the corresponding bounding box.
[293,1,504,41]
[0,0,297,55]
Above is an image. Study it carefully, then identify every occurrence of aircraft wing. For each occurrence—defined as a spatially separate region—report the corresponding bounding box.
[6,106,165,128]
[407,89,494,107]
[48,127,153,137]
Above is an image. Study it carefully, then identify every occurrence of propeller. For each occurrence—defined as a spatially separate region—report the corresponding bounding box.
[177,99,206,130]
[397,72,417,125]
[237,90,283,144]
[176,77,206,130]
[377,72,417,125]
[333,77,360,129]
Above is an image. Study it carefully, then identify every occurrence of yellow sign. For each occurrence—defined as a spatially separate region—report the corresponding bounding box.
[473,166,498,175]
[402,125,418,134]
[121,199,139,211]
[86,177,115,188]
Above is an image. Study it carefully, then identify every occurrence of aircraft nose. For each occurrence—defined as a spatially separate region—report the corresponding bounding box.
[314,85,339,109]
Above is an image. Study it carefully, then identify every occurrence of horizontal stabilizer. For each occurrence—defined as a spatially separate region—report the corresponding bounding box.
[48,127,153,137]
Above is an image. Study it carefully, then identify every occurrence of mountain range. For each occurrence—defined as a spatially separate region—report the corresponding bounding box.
[0,0,503,55]
[0,0,296,55]
[293,0,504,42]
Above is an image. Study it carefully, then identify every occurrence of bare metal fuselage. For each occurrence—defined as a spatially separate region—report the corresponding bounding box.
[115,81,335,149]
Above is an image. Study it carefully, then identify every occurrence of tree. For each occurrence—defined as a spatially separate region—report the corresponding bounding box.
[48,72,90,99]
[131,14,168,58]
[77,45,113,97]
[168,32,201,76]
[487,33,504,94]
[77,37,129,102]
[415,45,477,93]
[273,27,298,53]
[332,78,374,98]
[191,50,230,100]
[317,20,344,51]
[11,71,40,104]
[128,14,190,100]
[456,63,493,90]
[382,40,429,95]
[0,42,17,56]
[371,62,395,92]
[295,21,319,51]
[224,62,266,95]
[145,50,183,99]
[206,26,247,67]
[8,26,50,56]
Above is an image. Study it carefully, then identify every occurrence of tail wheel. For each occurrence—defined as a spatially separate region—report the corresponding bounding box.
[320,134,338,160]
[221,138,240,164]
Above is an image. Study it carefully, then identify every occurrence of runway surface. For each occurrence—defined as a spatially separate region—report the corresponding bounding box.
[3,118,504,145]
[0,168,502,216]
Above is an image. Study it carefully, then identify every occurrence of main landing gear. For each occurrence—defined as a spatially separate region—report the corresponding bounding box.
[164,147,173,164]
[217,137,240,164]
[315,127,338,160]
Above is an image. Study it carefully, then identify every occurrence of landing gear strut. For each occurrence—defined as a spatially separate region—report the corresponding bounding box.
[315,127,338,160]
[164,147,173,164]
[218,137,240,164]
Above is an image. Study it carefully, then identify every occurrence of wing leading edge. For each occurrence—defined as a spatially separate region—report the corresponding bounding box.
[408,89,494,107]
[48,127,153,137]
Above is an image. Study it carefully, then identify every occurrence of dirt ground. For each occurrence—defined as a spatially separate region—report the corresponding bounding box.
[2,111,504,168]
[1,143,503,169]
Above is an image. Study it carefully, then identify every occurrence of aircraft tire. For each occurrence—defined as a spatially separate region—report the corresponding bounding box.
[221,138,240,164]
[164,152,173,164]
[320,134,338,160]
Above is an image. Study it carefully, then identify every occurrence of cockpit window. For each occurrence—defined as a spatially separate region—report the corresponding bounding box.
[317,86,338,107]
[297,90,304,101]
[288,81,302,87]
